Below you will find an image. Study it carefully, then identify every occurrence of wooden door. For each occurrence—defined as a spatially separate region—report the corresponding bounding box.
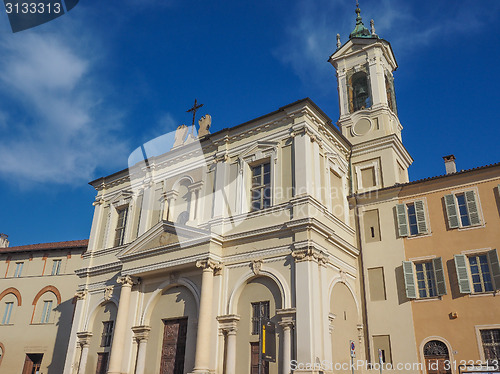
[425,357,451,374]
[95,352,109,374]
[250,342,268,374]
[159,318,188,374]
[22,354,43,374]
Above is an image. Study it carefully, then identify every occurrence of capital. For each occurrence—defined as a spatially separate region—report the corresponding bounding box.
[117,275,139,287]
[74,290,88,300]
[132,325,151,341]
[217,314,240,334]
[77,331,93,346]
[291,248,328,264]
[196,259,222,275]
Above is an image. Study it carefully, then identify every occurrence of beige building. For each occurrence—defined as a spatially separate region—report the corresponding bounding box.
[0,236,88,374]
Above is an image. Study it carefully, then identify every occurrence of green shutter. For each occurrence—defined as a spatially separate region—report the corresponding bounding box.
[403,261,416,299]
[396,204,409,237]
[432,257,447,296]
[487,249,500,290]
[454,254,471,294]
[465,190,481,226]
[414,200,428,234]
[444,194,459,229]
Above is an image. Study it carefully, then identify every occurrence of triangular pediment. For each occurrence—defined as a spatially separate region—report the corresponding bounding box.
[117,221,213,259]
[329,38,397,69]
[240,140,279,162]
[109,190,134,208]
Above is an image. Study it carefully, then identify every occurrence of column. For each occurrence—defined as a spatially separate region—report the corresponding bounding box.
[76,332,92,374]
[292,248,326,373]
[132,326,151,374]
[162,190,178,222]
[63,291,88,374]
[216,315,240,374]
[107,275,138,374]
[190,259,221,374]
[277,309,295,374]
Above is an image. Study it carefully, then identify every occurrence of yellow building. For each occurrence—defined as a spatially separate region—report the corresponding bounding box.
[0,236,88,374]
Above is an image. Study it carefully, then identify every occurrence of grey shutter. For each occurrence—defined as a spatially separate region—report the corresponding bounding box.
[432,257,447,296]
[487,249,500,290]
[464,190,481,226]
[403,261,416,298]
[396,204,409,237]
[454,254,471,294]
[444,194,459,229]
[414,200,428,234]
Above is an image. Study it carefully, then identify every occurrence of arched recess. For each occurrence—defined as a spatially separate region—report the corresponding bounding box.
[419,336,455,374]
[141,277,200,326]
[330,281,359,365]
[144,281,199,374]
[0,288,22,306]
[32,285,62,306]
[227,267,290,315]
[328,276,361,320]
[0,342,4,366]
[84,297,119,331]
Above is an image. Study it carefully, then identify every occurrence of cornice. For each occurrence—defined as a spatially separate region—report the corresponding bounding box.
[75,261,122,278]
[351,134,413,166]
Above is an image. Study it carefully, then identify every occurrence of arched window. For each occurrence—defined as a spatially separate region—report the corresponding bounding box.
[31,286,61,324]
[423,340,449,357]
[350,72,371,112]
[175,179,192,224]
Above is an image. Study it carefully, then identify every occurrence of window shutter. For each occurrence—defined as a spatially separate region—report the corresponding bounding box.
[444,194,459,229]
[432,257,447,296]
[402,261,416,299]
[414,200,428,234]
[487,249,500,290]
[464,190,481,225]
[396,204,409,237]
[454,254,471,294]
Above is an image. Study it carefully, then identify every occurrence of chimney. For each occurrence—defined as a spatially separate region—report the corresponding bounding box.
[443,155,456,175]
[0,233,9,248]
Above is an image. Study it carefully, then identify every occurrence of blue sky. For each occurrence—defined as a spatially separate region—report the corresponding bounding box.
[0,0,499,246]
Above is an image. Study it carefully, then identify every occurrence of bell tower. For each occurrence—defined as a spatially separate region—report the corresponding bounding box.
[329,3,412,193]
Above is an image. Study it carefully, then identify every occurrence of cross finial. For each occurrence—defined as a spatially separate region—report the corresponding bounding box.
[186,99,204,131]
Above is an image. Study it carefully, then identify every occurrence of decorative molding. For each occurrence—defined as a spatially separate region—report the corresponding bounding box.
[250,259,263,275]
[104,286,114,301]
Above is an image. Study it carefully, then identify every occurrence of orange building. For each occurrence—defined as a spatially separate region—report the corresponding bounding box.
[397,159,500,373]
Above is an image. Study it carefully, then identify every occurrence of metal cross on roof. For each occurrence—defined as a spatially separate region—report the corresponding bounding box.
[186,99,204,130]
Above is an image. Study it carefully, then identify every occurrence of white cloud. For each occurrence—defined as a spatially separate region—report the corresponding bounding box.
[275,1,500,90]
[0,30,128,186]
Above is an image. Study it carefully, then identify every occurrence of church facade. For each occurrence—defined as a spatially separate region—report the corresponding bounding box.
[63,7,411,374]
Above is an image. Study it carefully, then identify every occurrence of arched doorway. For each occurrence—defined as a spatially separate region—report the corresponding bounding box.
[423,340,451,374]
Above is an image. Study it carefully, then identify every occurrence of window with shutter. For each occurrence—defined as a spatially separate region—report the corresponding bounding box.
[432,257,447,296]
[402,261,416,299]
[396,204,408,237]
[445,191,482,229]
[488,249,500,290]
[454,254,471,294]
[444,194,459,229]
[414,200,428,234]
